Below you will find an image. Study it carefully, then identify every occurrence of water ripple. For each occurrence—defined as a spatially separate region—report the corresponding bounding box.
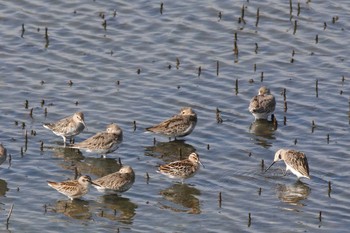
[0,0,350,232]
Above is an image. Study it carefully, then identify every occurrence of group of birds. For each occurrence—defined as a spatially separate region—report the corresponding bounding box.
[42,112,132,199]
[42,107,202,200]
[249,86,310,180]
[0,86,309,201]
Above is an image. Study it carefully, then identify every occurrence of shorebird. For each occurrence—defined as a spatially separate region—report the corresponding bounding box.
[146,107,197,140]
[70,123,123,158]
[43,112,86,146]
[47,175,99,200]
[157,152,203,182]
[92,166,135,194]
[265,149,310,180]
[249,86,276,120]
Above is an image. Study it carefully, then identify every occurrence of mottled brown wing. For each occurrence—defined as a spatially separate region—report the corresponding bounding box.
[249,96,260,112]
[285,151,310,177]
[75,132,117,149]
[260,95,276,113]
[249,95,275,113]
[94,172,134,190]
[44,115,71,131]
[48,180,82,196]
[146,115,187,133]
[159,160,192,174]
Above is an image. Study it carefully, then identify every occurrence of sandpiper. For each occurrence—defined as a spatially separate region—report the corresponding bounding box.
[158,152,203,182]
[146,107,197,140]
[0,144,7,166]
[265,149,310,180]
[43,112,86,146]
[92,166,135,194]
[47,175,99,200]
[70,123,123,158]
[249,86,276,120]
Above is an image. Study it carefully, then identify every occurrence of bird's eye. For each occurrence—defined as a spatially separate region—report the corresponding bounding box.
[278,154,281,159]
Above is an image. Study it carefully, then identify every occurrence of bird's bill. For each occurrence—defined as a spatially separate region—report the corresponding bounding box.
[264,161,276,173]
[82,120,88,130]
[198,160,205,168]
[91,181,101,187]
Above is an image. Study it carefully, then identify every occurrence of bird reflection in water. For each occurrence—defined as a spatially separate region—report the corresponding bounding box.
[249,117,277,148]
[95,194,137,224]
[56,156,122,180]
[51,147,85,177]
[74,157,122,177]
[51,147,85,161]
[0,179,9,197]
[275,181,311,207]
[48,199,92,220]
[159,183,201,214]
[145,139,196,163]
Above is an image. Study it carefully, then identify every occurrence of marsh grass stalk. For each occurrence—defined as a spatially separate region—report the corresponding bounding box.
[248,213,251,227]
[235,79,238,95]
[133,120,137,131]
[176,58,180,69]
[328,181,332,197]
[21,24,25,38]
[6,204,14,229]
[216,60,219,76]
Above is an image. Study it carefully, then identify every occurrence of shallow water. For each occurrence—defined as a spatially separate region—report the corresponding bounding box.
[0,0,350,232]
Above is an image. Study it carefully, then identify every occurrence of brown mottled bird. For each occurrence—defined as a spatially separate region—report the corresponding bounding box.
[43,112,86,146]
[249,86,276,120]
[265,149,310,180]
[47,175,99,200]
[70,123,123,157]
[158,152,203,182]
[92,166,135,194]
[146,107,197,139]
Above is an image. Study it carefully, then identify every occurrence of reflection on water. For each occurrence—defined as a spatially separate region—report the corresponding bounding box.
[48,187,137,223]
[145,140,196,163]
[75,157,122,178]
[51,147,85,161]
[159,183,201,214]
[249,119,277,148]
[0,179,8,197]
[276,181,311,207]
[53,147,122,178]
[96,195,137,224]
[1,0,349,231]
[49,199,92,220]
[51,147,85,177]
